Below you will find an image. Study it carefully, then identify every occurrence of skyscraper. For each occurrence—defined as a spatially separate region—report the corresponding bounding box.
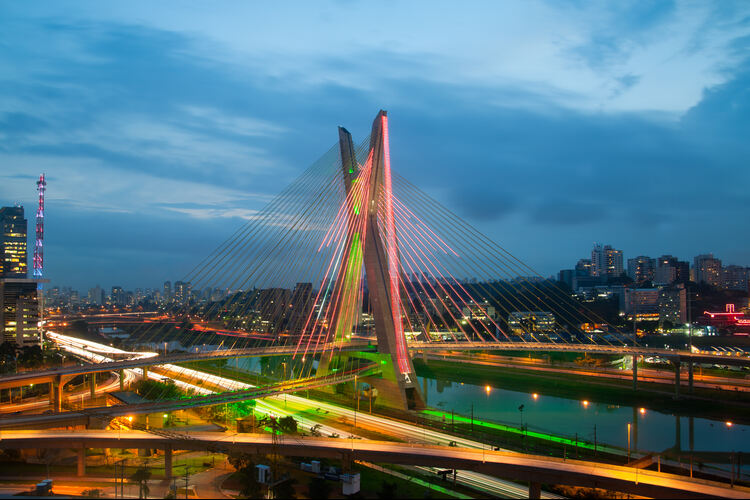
[654,255,690,284]
[722,265,749,291]
[0,206,28,278]
[694,254,722,287]
[0,279,40,346]
[627,256,656,283]
[163,281,172,303]
[111,286,125,306]
[591,244,623,278]
[174,281,191,305]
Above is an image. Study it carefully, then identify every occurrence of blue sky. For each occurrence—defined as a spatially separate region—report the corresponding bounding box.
[1,1,749,291]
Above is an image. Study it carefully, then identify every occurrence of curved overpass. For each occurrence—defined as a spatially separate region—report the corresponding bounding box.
[0,430,746,499]
[2,336,746,392]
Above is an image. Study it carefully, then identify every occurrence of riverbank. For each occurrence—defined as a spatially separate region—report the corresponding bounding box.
[413,358,750,424]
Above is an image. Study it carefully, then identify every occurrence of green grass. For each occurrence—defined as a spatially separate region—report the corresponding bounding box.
[357,463,456,499]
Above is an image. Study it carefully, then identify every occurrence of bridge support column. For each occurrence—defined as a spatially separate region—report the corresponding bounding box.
[632,406,638,454]
[688,360,694,394]
[50,375,62,412]
[164,445,173,480]
[77,448,86,477]
[675,415,682,453]
[142,366,149,380]
[673,360,681,399]
[632,354,638,390]
[89,373,96,399]
[529,482,541,499]
[119,369,125,391]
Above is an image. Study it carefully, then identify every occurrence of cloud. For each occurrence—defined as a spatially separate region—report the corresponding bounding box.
[1,2,749,290]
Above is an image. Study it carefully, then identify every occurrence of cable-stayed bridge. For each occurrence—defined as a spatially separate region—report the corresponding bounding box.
[17,110,750,413]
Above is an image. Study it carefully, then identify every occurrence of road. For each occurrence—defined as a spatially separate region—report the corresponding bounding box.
[426,352,750,392]
[1,430,747,499]
[41,331,746,498]
[44,332,560,498]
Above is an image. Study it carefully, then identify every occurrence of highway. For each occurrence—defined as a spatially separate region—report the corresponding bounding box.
[0,332,369,390]
[0,372,128,414]
[33,331,748,498]
[0,430,746,499]
[4,334,748,391]
[45,331,561,498]
[425,352,750,392]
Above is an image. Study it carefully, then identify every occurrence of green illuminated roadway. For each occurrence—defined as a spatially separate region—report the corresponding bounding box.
[0,430,746,499]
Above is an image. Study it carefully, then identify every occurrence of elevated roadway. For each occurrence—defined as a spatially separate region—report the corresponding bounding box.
[0,365,375,430]
[412,341,750,367]
[3,335,746,398]
[0,430,746,499]
[0,336,371,390]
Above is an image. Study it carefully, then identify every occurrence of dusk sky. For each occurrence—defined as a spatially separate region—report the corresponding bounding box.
[1,1,749,292]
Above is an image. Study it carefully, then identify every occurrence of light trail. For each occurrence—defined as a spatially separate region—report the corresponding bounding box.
[47,332,556,498]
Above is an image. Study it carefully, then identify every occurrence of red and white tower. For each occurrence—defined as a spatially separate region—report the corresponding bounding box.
[33,174,46,279]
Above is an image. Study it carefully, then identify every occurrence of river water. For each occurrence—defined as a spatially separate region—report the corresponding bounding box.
[418,376,749,457]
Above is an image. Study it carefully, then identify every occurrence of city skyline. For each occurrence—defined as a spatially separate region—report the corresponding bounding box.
[1,2,750,290]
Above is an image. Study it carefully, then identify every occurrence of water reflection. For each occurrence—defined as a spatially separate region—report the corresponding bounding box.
[418,376,749,455]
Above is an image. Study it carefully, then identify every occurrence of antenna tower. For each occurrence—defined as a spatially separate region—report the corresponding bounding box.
[33,174,46,279]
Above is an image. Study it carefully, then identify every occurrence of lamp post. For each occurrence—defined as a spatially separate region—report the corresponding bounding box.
[518,404,525,450]
[627,422,632,463]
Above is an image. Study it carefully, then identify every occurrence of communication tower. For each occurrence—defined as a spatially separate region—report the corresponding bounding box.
[33,174,46,279]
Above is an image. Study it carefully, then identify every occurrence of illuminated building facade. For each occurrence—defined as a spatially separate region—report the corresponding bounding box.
[694,253,722,287]
[658,285,687,325]
[0,206,28,278]
[591,244,623,277]
[627,256,656,283]
[654,255,689,284]
[0,278,41,346]
[722,265,749,291]
[621,287,660,319]
[507,311,556,334]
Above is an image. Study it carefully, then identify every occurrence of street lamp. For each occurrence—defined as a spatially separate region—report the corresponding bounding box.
[627,422,632,463]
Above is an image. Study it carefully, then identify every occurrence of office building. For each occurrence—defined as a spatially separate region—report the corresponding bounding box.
[0,206,28,278]
[621,287,660,318]
[654,255,689,284]
[658,285,687,325]
[575,259,593,276]
[0,278,41,346]
[627,256,656,283]
[111,286,125,306]
[174,281,191,305]
[88,285,104,306]
[507,311,556,335]
[694,254,722,287]
[591,244,623,277]
[163,281,172,302]
[722,265,749,291]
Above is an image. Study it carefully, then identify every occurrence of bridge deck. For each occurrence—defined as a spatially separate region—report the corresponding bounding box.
[0,430,745,499]
[1,339,746,391]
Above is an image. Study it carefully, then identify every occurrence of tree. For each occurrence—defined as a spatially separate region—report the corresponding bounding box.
[133,379,183,401]
[18,345,43,369]
[273,478,296,499]
[308,477,331,500]
[0,342,17,374]
[227,453,262,499]
[377,481,397,499]
[278,415,297,434]
[130,465,152,499]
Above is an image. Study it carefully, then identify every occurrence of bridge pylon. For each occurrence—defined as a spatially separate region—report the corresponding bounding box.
[321,111,424,411]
